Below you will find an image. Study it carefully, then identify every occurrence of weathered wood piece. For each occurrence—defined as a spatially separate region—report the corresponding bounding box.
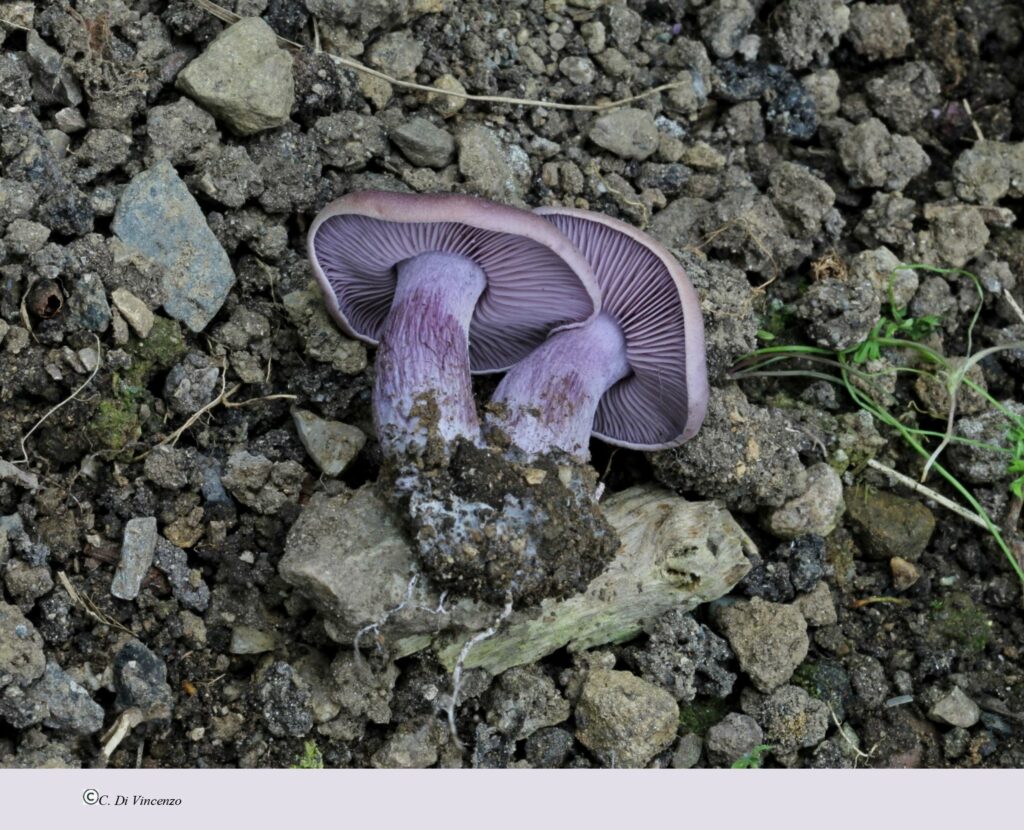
[431,485,755,675]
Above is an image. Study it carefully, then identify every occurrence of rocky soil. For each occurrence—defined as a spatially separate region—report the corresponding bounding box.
[1,0,1024,769]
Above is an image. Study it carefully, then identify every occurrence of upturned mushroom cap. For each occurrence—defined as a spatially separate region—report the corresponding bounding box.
[534,207,708,450]
[308,191,601,372]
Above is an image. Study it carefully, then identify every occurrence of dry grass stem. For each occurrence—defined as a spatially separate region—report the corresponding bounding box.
[866,457,988,530]
[57,571,135,636]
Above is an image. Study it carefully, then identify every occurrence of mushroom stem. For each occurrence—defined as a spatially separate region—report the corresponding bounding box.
[488,312,630,459]
[375,252,486,458]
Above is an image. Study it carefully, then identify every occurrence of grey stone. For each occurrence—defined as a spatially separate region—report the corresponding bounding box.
[672,732,704,768]
[487,666,571,740]
[838,118,930,192]
[574,668,679,768]
[705,712,763,766]
[146,97,220,166]
[280,487,487,642]
[366,30,423,79]
[758,684,829,752]
[771,0,850,69]
[292,409,366,477]
[113,640,172,717]
[768,462,845,540]
[3,560,52,608]
[4,218,49,256]
[110,288,154,338]
[68,272,111,333]
[256,661,312,738]
[953,141,1024,205]
[794,581,838,627]
[559,56,596,86]
[457,124,531,201]
[372,717,444,768]
[177,17,295,135]
[651,384,807,511]
[0,601,45,689]
[190,145,264,208]
[0,458,38,492]
[589,108,659,160]
[153,537,210,612]
[229,625,278,654]
[0,661,104,734]
[25,30,81,106]
[282,288,367,375]
[796,276,881,351]
[715,598,809,692]
[54,107,86,133]
[698,0,755,59]
[221,451,305,515]
[111,517,158,601]
[163,353,221,416]
[950,402,1024,484]
[929,687,980,729]
[847,2,912,61]
[113,161,236,333]
[768,161,836,238]
[523,727,574,768]
[865,61,941,134]
[391,118,455,169]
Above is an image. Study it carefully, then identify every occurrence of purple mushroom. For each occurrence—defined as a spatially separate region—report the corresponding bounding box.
[307,191,600,460]
[487,207,708,459]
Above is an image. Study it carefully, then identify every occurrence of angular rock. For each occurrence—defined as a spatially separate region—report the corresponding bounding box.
[0,601,45,689]
[457,124,531,201]
[113,161,235,333]
[177,17,295,135]
[715,597,809,692]
[768,462,845,540]
[113,640,172,717]
[929,687,980,729]
[292,408,366,477]
[575,669,679,768]
[391,117,455,168]
[111,517,158,601]
[110,288,154,338]
[0,661,104,734]
[589,108,659,160]
[705,712,763,766]
[280,487,489,643]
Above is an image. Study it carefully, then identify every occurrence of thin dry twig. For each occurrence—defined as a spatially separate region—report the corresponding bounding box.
[866,457,988,530]
[15,335,101,466]
[193,0,694,113]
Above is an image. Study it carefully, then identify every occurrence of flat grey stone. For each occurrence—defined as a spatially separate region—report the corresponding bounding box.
[391,118,455,168]
[113,161,235,333]
[111,517,158,601]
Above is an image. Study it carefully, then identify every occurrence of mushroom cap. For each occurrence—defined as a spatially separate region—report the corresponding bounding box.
[308,191,601,373]
[535,206,708,450]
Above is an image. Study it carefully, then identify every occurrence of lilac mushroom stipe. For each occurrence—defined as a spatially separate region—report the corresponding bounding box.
[488,207,709,459]
[307,191,600,460]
